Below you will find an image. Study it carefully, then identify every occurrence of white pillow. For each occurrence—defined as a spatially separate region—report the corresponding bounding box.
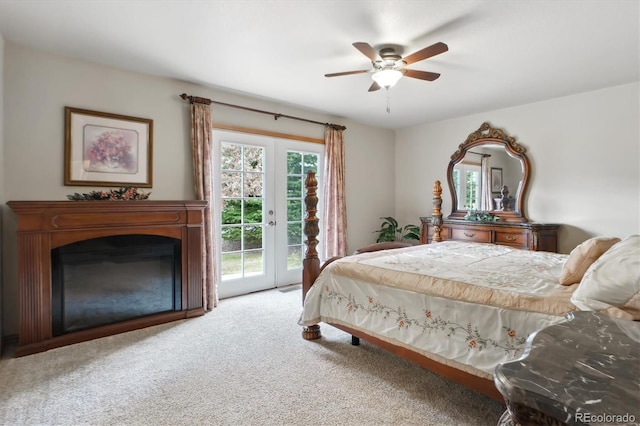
[571,235,640,319]
[559,236,620,285]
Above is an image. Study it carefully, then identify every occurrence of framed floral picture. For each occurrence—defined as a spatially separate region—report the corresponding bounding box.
[64,107,153,187]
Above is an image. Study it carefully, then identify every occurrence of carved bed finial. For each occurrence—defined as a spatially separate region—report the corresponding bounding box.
[432,180,443,242]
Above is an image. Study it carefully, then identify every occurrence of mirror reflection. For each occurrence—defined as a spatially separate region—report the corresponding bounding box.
[452,144,522,211]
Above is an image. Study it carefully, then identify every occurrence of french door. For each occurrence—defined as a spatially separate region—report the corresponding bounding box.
[453,164,481,211]
[213,130,323,299]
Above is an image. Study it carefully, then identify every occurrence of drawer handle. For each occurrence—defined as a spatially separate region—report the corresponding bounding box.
[505,235,518,241]
[464,232,476,238]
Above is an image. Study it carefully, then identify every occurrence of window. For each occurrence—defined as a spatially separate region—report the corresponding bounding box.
[453,163,481,210]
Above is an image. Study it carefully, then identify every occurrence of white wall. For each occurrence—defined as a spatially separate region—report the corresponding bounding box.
[396,82,640,253]
[1,43,395,336]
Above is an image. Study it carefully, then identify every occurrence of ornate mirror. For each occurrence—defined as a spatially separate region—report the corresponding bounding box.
[447,123,530,223]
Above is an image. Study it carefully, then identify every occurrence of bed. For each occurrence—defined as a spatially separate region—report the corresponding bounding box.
[299,172,639,401]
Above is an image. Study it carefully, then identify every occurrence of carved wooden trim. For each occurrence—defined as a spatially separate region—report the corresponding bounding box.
[452,122,526,160]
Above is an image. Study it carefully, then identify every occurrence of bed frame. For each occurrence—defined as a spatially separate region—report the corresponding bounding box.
[300,171,503,401]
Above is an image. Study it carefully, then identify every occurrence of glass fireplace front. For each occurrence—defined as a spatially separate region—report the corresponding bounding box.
[51,235,182,336]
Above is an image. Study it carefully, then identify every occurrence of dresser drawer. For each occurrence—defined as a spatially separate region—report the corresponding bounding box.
[450,228,492,243]
[495,231,528,248]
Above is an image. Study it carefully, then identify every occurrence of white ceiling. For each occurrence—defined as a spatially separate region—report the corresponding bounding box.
[0,0,638,129]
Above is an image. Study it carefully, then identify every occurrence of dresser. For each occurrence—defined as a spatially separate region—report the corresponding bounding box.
[420,217,560,252]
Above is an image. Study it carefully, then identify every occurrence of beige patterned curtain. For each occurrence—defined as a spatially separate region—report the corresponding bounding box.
[480,155,493,211]
[322,127,348,259]
[190,103,218,310]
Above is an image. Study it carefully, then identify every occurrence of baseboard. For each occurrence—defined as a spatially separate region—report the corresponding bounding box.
[278,283,302,293]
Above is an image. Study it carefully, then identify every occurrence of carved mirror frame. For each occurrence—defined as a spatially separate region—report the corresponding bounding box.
[447,122,530,223]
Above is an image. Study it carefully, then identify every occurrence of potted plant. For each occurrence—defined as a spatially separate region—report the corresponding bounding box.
[374,217,421,243]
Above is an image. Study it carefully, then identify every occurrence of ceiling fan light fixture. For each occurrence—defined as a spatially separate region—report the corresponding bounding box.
[372,69,403,89]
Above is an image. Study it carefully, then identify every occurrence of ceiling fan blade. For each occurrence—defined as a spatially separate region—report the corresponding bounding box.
[402,42,448,65]
[403,69,441,81]
[368,81,381,92]
[353,42,379,61]
[324,70,370,78]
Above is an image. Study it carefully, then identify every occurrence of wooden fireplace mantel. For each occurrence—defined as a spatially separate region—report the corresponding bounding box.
[7,200,208,356]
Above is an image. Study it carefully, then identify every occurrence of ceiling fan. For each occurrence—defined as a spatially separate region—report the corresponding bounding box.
[325,41,448,92]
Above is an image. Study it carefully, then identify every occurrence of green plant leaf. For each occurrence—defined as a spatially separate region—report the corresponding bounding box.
[374,217,420,242]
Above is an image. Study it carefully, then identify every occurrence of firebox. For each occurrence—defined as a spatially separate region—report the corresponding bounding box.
[51,235,182,336]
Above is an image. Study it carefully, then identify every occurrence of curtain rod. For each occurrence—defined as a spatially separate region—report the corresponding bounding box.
[179,93,346,131]
[468,151,491,157]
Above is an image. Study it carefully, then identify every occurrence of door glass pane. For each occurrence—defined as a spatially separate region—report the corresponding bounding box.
[244,199,263,224]
[221,253,242,279]
[287,200,302,221]
[244,225,263,250]
[287,176,302,198]
[221,225,241,252]
[221,144,242,170]
[287,223,302,245]
[221,199,242,224]
[221,172,242,198]
[244,250,263,275]
[244,146,263,171]
[287,152,302,174]
[303,154,318,174]
[287,246,303,269]
[244,172,263,197]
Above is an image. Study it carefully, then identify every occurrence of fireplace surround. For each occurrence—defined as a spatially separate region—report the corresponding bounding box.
[8,200,207,356]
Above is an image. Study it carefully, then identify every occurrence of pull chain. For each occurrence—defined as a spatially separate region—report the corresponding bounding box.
[386,88,391,114]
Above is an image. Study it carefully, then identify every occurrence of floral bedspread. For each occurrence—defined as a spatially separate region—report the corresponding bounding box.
[300,241,578,377]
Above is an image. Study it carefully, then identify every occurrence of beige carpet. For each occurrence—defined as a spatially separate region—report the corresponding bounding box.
[0,285,504,425]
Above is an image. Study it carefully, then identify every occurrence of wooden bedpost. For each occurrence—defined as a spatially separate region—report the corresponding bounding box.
[302,170,321,340]
[432,180,443,242]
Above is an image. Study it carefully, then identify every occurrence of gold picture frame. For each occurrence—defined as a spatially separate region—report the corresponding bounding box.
[64,107,153,187]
